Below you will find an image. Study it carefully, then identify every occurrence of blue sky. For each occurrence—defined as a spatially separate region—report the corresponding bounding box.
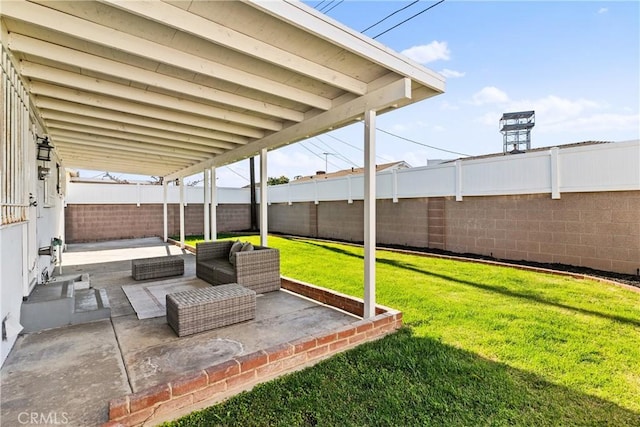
[83,1,640,187]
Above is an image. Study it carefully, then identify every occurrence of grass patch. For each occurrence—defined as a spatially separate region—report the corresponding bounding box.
[169,234,640,425]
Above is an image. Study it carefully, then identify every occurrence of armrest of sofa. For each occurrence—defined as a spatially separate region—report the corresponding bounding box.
[235,247,280,276]
[196,241,233,263]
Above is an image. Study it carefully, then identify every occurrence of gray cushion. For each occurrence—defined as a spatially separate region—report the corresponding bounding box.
[228,240,243,265]
[241,242,254,252]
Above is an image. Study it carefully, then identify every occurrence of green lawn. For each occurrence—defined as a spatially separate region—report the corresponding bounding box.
[169,234,640,426]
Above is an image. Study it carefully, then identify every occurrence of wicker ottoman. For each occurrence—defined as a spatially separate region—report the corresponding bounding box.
[132,256,184,280]
[166,284,256,337]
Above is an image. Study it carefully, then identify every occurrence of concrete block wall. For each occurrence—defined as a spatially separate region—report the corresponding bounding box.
[64,204,251,243]
[268,199,431,248]
[444,191,640,274]
[268,202,317,237]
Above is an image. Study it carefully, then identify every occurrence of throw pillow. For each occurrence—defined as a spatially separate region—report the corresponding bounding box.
[229,240,243,265]
[241,242,254,252]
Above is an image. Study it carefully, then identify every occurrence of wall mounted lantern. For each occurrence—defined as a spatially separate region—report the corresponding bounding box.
[36,135,53,162]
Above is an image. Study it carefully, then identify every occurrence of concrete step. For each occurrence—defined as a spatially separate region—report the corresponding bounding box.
[20,276,111,333]
[72,288,111,324]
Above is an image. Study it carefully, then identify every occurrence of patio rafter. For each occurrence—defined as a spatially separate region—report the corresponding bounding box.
[21,62,284,131]
[45,120,238,153]
[7,33,305,122]
[100,0,369,96]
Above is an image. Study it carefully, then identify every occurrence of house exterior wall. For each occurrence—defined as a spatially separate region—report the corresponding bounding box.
[1,43,65,366]
[64,203,252,243]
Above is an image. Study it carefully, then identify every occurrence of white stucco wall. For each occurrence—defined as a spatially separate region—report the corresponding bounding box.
[1,223,26,365]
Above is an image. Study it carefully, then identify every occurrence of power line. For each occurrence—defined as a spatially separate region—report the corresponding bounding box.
[373,0,446,39]
[299,142,343,171]
[323,0,344,14]
[225,165,250,182]
[376,127,470,157]
[314,0,329,10]
[323,133,395,163]
[319,0,338,13]
[311,137,360,168]
[361,0,420,33]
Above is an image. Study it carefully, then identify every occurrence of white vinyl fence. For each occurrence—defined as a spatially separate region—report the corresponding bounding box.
[66,140,639,205]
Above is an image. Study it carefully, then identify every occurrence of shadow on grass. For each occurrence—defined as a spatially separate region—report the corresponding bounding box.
[295,240,640,328]
[167,328,640,427]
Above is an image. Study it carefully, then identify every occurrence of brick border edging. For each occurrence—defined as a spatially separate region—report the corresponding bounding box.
[105,278,402,426]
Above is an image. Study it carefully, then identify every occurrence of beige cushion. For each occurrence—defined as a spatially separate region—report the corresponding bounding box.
[241,242,254,252]
[228,240,243,265]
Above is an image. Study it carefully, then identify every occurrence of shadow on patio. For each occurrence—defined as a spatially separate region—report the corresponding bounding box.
[0,238,401,426]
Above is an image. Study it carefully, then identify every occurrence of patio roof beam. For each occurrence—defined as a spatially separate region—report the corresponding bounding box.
[52,135,210,162]
[46,121,233,154]
[55,148,196,170]
[2,0,333,110]
[7,33,304,122]
[37,103,249,146]
[29,81,264,138]
[164,77,412,181]
[57,159,163,176]
[21,62,283,132]
[32,90,264,139]
[100,0,368,96]
[56,142,195,168]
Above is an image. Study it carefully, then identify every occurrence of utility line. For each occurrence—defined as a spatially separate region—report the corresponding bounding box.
[324,133,396,163]
[323,0,344,14]
[312,136,360,168]
[314,0,328,10]
[361,0,420,33]
[299,142,343,171]
[376,127,470,157]
[373,0,445,39]
[319,0,338,13]
[225,165,250,182]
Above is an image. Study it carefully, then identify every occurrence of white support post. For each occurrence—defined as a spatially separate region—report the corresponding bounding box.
[260,148,268,247]
[210,167,217,240]
[455,159,463,202]
[347,175,353,204]
[179,177,185,249]
[162,180,168,242]
[136,182,141,207]
[203,169,210,241]
[392,169,398,203]
[363,109,376,319]
[550,147,561,199]
[314,180,319,205]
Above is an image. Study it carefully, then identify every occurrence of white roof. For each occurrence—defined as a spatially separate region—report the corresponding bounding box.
[1,0,445,179]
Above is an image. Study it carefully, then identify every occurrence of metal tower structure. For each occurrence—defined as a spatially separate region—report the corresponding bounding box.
[500,110,535,153]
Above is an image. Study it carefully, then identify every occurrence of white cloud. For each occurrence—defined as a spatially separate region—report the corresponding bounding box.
[440,101,459,111]
[542,113,640,133]
[401,41,450,64]
[474,112,501,126]
[598,7,608,14]
[440,68,466,78]
[471,86,510,105]
[508,95,602,122]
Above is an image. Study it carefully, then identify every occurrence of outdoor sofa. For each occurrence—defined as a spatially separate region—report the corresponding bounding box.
[196,240,281,294]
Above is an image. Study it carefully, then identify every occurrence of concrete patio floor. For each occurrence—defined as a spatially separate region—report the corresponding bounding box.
[0,238,360,426]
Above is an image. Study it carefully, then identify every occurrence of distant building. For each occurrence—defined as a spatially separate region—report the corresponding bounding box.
[293,161,411,182]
